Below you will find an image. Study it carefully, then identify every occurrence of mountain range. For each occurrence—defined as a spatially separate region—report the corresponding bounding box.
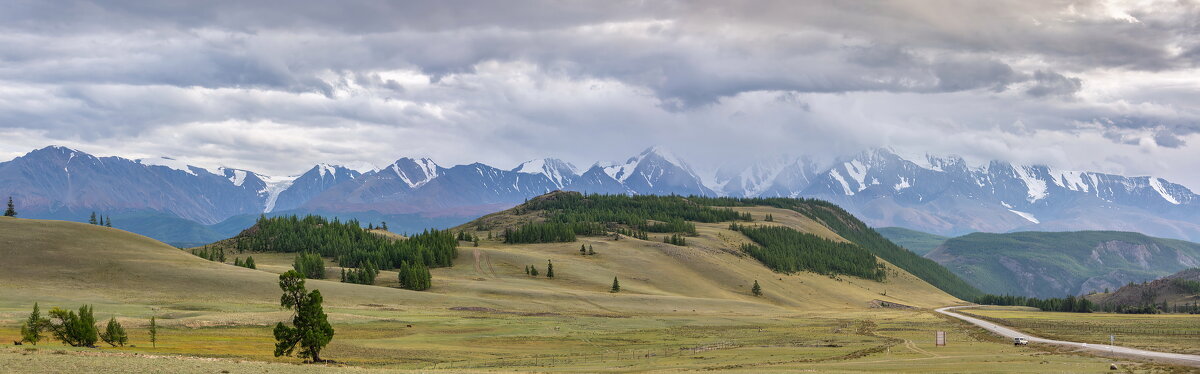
[1,145,1198,244]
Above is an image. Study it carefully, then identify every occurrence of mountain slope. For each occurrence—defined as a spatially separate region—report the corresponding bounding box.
[877,227,949,256]
[1088,268,1200,311]
[926,231,1200,298]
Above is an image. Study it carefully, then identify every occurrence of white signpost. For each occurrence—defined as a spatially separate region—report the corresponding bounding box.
[936,331,946,346]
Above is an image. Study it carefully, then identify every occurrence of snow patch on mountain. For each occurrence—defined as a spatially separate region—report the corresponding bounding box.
[1013,166,1048,202]
[138,156,201,176]
[830,169,854,195]
[260,174,299,213]
[1149,177,1181,205]
[1008,209,1040,224]
[514,158,578,188]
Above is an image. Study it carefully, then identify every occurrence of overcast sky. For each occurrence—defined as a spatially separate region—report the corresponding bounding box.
[1,1,1198,188]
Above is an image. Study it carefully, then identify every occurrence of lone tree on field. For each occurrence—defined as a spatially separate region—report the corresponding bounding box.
[611,277,620,293]
[273,270,334,363]
[149,316,158,347]
[752,280,762,296]
[89,212,98,225]
[4,196,15,217]
[546,260,554,278]
[20,302,46,345]
[99,317,128,347]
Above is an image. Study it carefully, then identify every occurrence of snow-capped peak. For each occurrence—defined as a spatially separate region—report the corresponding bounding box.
[386,157,442,188]
[139,156,203,176]
[1149,177,1182,205]
[513,158,579,188]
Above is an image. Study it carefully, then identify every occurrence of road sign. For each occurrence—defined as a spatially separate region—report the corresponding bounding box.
[936,331,946,346]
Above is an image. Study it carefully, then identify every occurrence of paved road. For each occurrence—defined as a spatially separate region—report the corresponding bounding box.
[936,306,1200,368]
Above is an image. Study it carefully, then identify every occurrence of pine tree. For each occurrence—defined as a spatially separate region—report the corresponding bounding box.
[47,305,98,347]
[611,277,620,293]
[105,216,112,227]
[381,221,388,231]
[246,256,257,269]
[4,196,15,217]
[588,245,595,255]
[99,317,128,347]
[530,266,539,277]
[546,260,554,278]
[525,265,530,275]
[273,270,334,362]
[149,316,158,348]
[89,212,97,225]
[752,280,762,296]
[20,302,46,345]
[235,257,243,267]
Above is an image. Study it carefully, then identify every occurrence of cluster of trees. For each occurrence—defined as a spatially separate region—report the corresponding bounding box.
[234,256,257,269]
[615,228,649,240]
[579,244,596,256]
[975,294,1095,313]
[643,218,697,235]
[396,262,432,290]
[698,197,982,300]
[235,215,457,272]
[764,214,774,222]
[4,196,15,217]
[365,222,388,231]
[88,212,112,227]
[1095,301,1200,314]
[663,233,687,246]
[731,223,886,281]
[19,303,131,347]
[191,245,226,262]
[340,261,379,285]
[522,193,750,237]
[503,222,578,244]
[293,253,325,279]
[273,271,333,363]
[524,260,556,277]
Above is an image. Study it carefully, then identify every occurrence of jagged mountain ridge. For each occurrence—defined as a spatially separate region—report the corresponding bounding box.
[2,145,1198,243]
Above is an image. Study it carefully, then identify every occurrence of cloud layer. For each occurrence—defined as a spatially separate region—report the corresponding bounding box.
[1,1,1198,188]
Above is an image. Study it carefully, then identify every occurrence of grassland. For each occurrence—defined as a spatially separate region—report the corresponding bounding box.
[963,306,1200,356]
[0,213,1188,372]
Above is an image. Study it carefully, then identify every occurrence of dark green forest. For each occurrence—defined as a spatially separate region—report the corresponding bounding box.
[233,215,457,271]
[731,223,884,281]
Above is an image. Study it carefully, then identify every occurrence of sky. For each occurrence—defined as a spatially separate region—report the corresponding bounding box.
[1,1,1198,188]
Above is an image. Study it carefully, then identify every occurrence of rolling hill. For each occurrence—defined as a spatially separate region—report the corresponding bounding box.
[1087,268,1200,312]
[926,231,1200,298]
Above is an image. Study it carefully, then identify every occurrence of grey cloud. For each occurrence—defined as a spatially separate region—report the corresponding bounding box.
[1026,70,1083,98]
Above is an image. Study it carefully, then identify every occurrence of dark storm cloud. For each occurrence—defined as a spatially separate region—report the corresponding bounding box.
[0,0,1198,188]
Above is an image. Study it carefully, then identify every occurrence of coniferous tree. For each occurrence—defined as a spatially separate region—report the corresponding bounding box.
[47,305,98,347]
[105,216,112,227]
[396,262,432,290]
[293,253,326,279]
[588,245,595,255]
[273,270,334,362]
[546,260,554,278]
[245,256,257,269]
[610,277,620,293]
[235,257,243,267]
[149,316,157,348]
[525,265,530,275]
[381,222,388,231]
[752,280,762,296]
[4,196,16,217]
[99,317,128,347]
[581,244,587,255]
[530,266,539,277]
[89,212,97,225]
[20,302,47,345]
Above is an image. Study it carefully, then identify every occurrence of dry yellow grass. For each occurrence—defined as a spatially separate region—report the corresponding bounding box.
[0,213,1178,372]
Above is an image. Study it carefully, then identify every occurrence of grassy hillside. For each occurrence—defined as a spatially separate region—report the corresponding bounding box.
[927,231,1200,298]
[876,227,948,256]
[0,215,1163,372]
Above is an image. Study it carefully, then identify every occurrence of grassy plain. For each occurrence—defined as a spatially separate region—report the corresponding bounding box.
[965,306,1200,356]
[0,213,1187,372]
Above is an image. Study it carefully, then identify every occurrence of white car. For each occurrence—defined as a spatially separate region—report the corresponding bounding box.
[1013,337,1029,346]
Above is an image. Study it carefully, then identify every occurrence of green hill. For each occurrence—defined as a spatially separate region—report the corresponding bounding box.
[926,231,1200,298]
[876,227,948,256]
